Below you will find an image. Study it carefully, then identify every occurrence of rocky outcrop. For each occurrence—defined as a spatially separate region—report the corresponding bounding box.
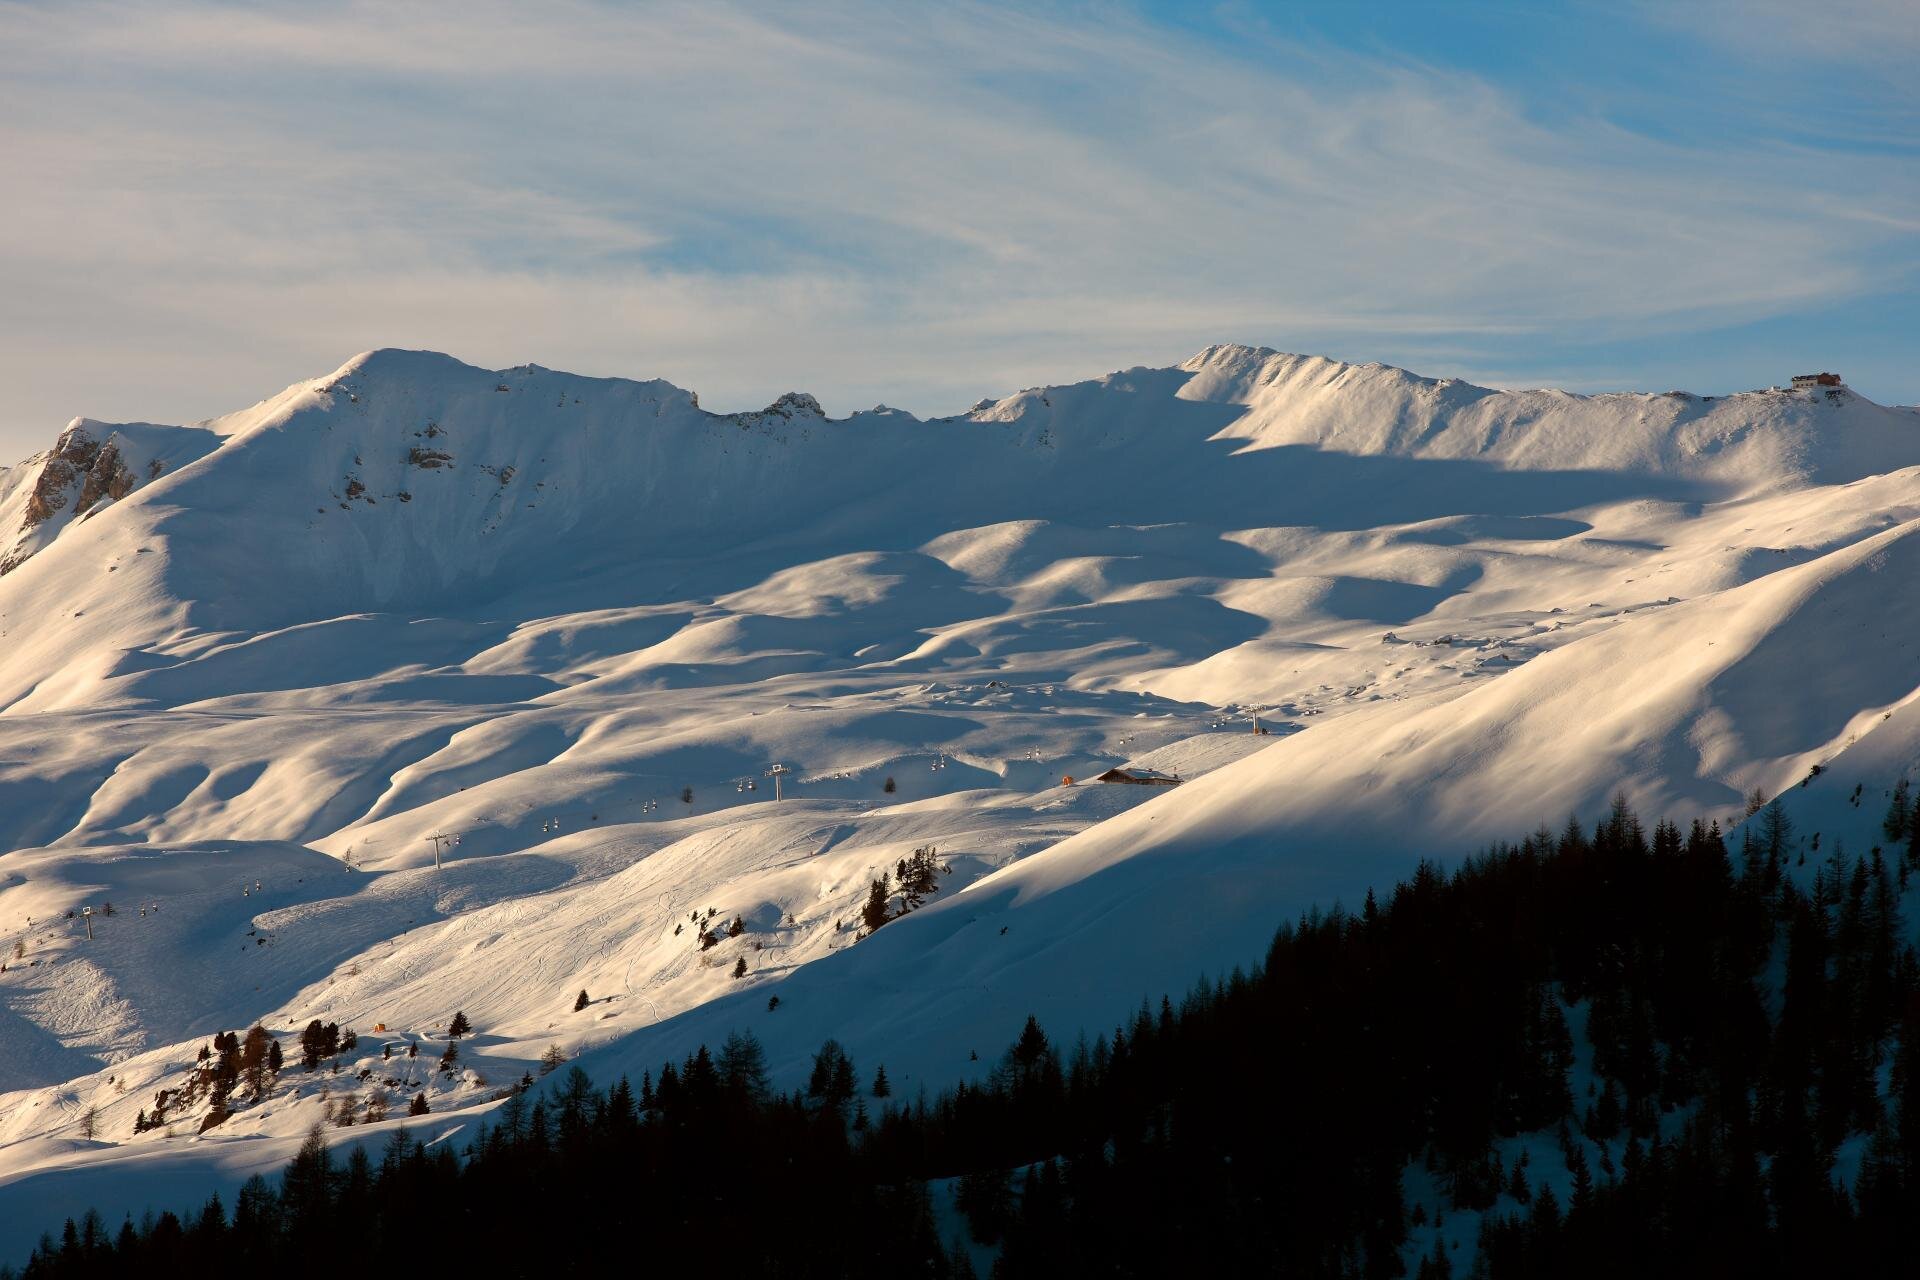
[3,426,161,576]
[74,441,140,518]
[23,426,104,527]
[728,392,826,431]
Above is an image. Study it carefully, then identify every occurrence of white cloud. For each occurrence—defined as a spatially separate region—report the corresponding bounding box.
[1641,0,1920,66]
[0,0,1913,452]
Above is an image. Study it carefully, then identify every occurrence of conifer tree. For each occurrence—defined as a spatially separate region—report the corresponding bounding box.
[719,1030,770,1104]
[1567,1144,1594,1215]
[280,1124,332,1236]
[299,1019,327,1070]
[574,989,589,1012]
[808,1040,856,1109]
[861,876,892,933]
[1885,777,1911,843]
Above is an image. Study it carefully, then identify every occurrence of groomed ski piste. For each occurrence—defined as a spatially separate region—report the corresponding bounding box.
[2,344,1918,1258]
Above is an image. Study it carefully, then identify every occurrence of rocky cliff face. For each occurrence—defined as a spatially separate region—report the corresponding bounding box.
[21,424,110,527]
[0,420,209,576]
[72,439,148,520]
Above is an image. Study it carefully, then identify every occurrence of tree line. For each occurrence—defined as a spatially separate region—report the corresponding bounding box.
[12,793,1920,1276]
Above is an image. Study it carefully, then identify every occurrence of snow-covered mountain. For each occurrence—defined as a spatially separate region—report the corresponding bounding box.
[3,344,1918,1251]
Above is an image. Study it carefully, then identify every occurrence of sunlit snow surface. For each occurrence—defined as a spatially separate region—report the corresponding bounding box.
[1,345,1918,1251]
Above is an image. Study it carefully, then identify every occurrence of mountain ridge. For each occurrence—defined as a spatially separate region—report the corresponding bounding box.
[4,343,1920,1258]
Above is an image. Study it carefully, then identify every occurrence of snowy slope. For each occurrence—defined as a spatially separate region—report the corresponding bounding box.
[2,344,1919,1255]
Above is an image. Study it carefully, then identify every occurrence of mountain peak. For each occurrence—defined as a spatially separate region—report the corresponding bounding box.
[735,391,826,423]
[327,347,475,384]
[1180,342,1283,370]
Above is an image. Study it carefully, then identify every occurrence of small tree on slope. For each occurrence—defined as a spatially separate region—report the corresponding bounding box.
[861,877,892,934]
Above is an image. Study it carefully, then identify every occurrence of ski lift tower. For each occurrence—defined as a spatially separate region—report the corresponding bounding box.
[425,832,460,870]
[767,763,791,802]
[80,906,94,941]
[1249,705,1269,736]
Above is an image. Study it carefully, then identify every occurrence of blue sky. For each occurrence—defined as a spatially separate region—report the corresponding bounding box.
[0,0,1914,455]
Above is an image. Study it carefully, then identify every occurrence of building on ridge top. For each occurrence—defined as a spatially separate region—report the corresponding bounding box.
[1790,372,1844,389]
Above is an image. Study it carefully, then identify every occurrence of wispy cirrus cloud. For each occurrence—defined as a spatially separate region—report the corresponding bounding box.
[0,0,1914,454]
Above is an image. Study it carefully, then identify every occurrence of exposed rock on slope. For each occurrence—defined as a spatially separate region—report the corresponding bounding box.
[0,418,220,575]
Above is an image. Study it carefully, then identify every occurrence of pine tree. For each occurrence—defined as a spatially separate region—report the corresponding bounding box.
[1531,1182,1562,1235]
[1885,778,1911,843]
[299,1019,328,1070]
[280,1123,332,1236]
[1567,1143,1594,1215]
[872,1064,891,1098]
[408,1092,429,1116]
[861,876,893,933]
[719,1030,770,1104]
[899,848,944,908]
[809,1040,856,1108]
[1760,799,1795,868]
[573,989,589,1012]
[242,1024,272,1096]
[447,1011,471,1037]
[732,956,747,979]
[1010,1015,1050,1074]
